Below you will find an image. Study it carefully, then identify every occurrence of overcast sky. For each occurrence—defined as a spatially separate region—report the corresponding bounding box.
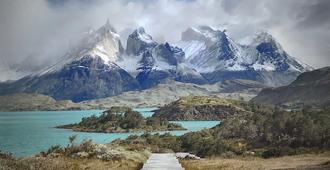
[0,0,329,78]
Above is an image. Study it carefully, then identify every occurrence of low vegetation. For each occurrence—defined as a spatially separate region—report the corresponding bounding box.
[0,136,150,170]
[0,93,87,111]
[118,105,330,158]
[211,105,330,158]
[57,106,185,133]
[39,135,150,161]
[180,152,330,170]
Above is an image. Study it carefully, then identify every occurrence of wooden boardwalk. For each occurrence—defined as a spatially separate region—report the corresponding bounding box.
[141,153,184,170]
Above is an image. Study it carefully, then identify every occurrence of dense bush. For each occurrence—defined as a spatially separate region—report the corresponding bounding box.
[119,106,330,158]
[215,106,330,148]
[120,110,144,129]
[57,106,185,132]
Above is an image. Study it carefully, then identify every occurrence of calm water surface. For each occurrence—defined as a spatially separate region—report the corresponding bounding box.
[0,108,219,157]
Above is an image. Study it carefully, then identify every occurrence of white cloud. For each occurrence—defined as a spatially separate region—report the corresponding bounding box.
[0,0,329,81]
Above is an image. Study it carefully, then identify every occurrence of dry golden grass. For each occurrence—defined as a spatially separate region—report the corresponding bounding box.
[0,137,152,170]
[0,156,146,170]
[180,152,330,170]
[177,96,234,107]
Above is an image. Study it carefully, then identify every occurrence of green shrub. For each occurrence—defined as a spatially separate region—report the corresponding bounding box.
[262,147,282,158]
[46,145,62,154]
[116,106,330,158]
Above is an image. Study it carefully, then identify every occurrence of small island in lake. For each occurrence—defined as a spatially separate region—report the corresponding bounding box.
[153,96,251,120]
[56,106,186,133]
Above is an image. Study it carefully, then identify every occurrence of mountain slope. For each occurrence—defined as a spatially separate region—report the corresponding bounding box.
[251,67,330,106]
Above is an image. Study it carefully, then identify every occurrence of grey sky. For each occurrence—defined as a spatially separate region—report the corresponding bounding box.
[0,0,329,79]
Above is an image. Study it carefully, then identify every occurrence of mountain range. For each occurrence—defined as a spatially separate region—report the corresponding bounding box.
[0,21,312,102]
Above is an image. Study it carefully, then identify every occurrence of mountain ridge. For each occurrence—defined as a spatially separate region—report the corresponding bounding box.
[176,26,312,86]
[0,21,312,102]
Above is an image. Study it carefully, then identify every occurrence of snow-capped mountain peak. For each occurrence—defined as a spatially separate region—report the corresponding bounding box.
[83,22,123,64]
[182,26,229,43]
[126,27,157,56]
[191,26,219,41]
[178,26,245,72]
[176,26,313,86]
[251,31,275,44]
[249,31,285,54]
[248,31,313,73]
[35,20,124,76]
[134,27,154,44]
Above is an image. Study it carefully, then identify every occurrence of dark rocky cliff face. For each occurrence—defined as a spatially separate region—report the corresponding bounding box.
[125,27,157,56]
[136,69,174,89]
[125,28,208,89]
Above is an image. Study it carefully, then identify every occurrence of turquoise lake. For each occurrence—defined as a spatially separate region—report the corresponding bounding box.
[0,108,220,157]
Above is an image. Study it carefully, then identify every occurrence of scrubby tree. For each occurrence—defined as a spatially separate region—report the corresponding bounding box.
[120,111,144,129]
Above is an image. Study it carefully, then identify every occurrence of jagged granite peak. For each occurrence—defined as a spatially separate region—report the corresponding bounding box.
[81,20,124,63]
[125,27,157,56]
[124,28,184,71]
[79,19,124,60]
[135,42,184,89]
[122,27,207,88]
[179,26,244,72]
[152,42,184,66]
[118,28,204,87]
[134,27,155,43]
[248,31,313,73]
[177,26,312,86]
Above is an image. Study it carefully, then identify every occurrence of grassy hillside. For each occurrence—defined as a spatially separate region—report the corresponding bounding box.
[251,67,330,107]
[0,93,88,111]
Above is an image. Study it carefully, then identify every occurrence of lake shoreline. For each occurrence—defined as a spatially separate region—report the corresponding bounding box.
[0,109,219,157]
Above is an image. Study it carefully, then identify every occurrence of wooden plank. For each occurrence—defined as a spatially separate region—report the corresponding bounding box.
[141,153,184,170]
